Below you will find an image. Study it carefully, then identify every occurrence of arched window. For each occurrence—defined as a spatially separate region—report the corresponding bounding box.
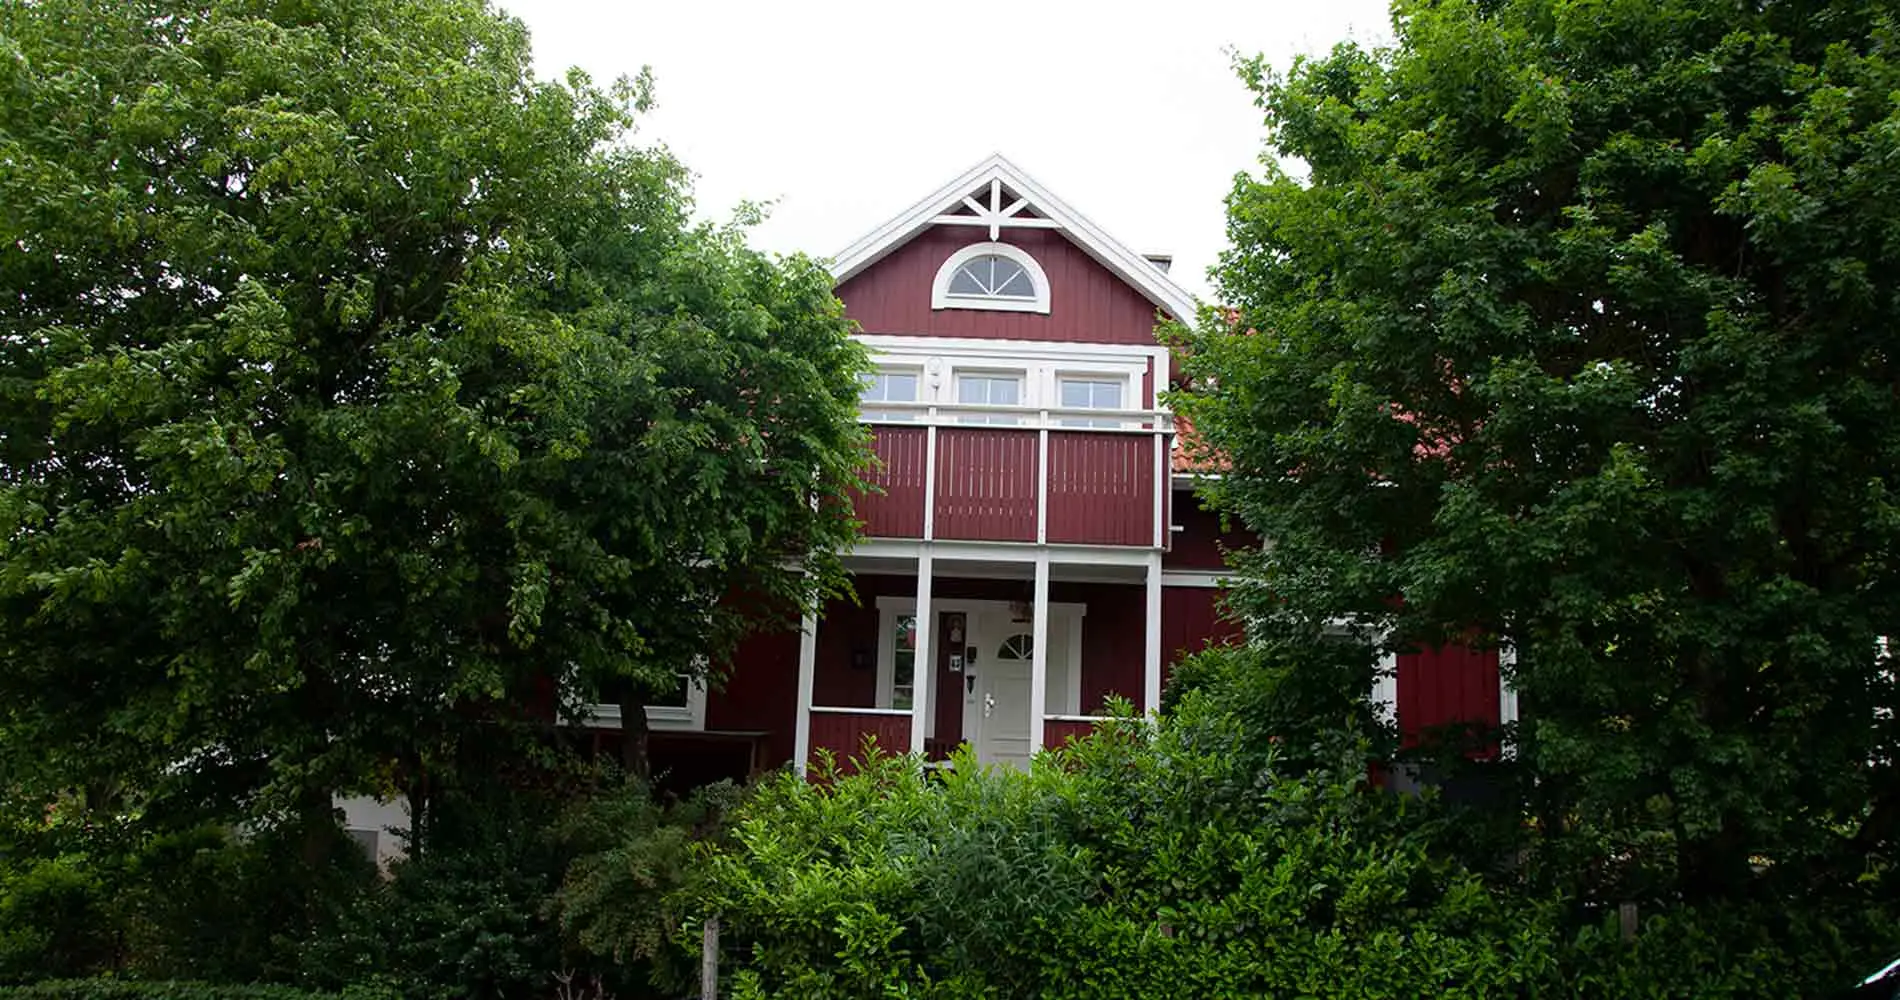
[931,242,1051,314]
[997,633,1034,661]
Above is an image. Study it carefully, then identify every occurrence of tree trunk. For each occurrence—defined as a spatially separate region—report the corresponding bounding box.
[619,687,652,784]
[1679,815,1753,901]
[298,784,340,868]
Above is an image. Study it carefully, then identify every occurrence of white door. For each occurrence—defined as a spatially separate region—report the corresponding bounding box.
[964,614,1035,769]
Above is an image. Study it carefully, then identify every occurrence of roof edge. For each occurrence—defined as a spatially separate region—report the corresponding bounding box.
[827,154,1200,323]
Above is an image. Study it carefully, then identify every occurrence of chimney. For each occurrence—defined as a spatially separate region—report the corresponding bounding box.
[1143,253,1173,273]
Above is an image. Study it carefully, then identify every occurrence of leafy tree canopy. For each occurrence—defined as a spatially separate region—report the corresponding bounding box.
[1180,0,1900,902]
[0,0,867,829]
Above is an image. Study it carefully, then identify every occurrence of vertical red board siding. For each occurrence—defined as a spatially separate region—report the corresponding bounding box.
[812,592,878,708]
[705,626,802,767]
[934,428,1037,542]
[1396,644,1501,753]
[808,711,910,774]
[1165,491,1261,570]
[1078,583,1146,711]
[1043,718,1096,750]
[1160,586,1244,692]
[837,226,1162,345]
[1045,432,1154,546]
[852,426,927,539]
[931,611,965,752]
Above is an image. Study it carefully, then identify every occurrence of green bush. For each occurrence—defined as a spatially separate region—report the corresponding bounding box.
[0,856,119,982]
[685,660,1898,999]
[0,980,362,1000]
[554,779,747,997]
[298,771,739,1000]
[295,786,573,1000]
[692,705,1563,999]
[0,821,373,986]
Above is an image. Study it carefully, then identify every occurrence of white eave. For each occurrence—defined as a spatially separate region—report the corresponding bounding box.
[827,153,1200,324]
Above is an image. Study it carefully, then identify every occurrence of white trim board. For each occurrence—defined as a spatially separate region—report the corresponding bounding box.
[829,153,1199,323]
[848,538,1160,567]
[857,333,1167,365]
[1160,571,1232,588]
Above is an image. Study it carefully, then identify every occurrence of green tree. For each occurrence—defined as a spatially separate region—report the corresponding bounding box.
[1180,0,1900,903]
[0,0,866,836]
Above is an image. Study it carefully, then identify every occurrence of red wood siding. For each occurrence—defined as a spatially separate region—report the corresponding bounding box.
[808,711,910,773]
[838,225,1162,345]
[705,626,801,767]
[856,428,1163,547]
[1043,718,1096,749]
[931,611,965,750]
[812,592,878,708]
[1160,586,1243,692]
[1165,491,1260,570]
[854,427,926,538]
[1045,432,1155,545]
[1396,645,1501,753]
[1079,583,1146,711]
[933,428,1036,541]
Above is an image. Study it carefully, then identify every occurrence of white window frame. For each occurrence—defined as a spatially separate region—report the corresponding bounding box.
[860,366,923,420]
[578,663,708,732]
[931,242,1051,314]
[953,368,1028,425]
[1055,374,1131,428]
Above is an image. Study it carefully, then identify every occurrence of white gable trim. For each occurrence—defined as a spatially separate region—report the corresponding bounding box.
[830,154,1199,323]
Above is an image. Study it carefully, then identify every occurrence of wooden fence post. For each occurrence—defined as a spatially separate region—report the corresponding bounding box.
[701,914,720,1000]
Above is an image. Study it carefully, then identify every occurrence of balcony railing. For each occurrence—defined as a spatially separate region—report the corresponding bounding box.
[851,402,1173,548]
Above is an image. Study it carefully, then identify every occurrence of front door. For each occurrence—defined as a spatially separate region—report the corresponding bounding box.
[963,613,1035,769]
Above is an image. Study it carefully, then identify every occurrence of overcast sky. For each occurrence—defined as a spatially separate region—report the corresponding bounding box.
[503,1,1395,301]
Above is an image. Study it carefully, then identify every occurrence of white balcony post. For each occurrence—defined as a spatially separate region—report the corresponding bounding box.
[794,609,818,777]
[1144,552,1163,715]
[1036,410,1050,544]
[923,407,939,541]
[1030,550,1050,752]
[911,547,934,755]
[1152,424,1166,548]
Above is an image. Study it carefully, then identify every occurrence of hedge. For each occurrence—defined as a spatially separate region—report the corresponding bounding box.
[0,982,364,1000]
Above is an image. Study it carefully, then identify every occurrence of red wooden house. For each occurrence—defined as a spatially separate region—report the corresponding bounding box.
[615,155,1513,781]
[342,156,1515,846]
[623,156,1512,783]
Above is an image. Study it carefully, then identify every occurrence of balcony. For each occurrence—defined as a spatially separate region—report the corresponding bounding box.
[851,402,1173,548]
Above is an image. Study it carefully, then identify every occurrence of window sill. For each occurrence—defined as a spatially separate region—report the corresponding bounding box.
[576,703,705,733]
[932,296,1049,314]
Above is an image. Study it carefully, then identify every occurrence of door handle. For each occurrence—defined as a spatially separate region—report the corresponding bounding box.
[983,692,995,718]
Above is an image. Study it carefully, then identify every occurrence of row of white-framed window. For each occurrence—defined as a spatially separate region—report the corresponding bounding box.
[860,368,1127,426]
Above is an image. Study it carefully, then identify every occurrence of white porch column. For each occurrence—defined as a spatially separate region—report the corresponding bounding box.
[1374,637,1399,729]
[1498,643,1519,759]
[910,547,934,754]
[1144,552,1163,714]
[1030,550,1050,752]
[793,609,818,777]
